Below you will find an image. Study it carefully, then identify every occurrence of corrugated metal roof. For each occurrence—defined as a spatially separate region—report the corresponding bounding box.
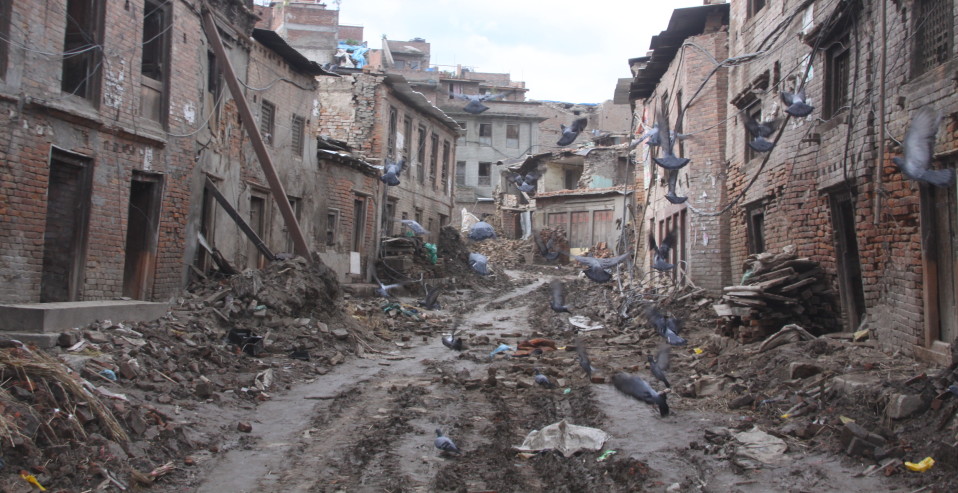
[251,29,338,77]
[628,3,729,100]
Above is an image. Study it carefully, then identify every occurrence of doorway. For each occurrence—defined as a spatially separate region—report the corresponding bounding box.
[41,149,93,302]
[920,175,958,348]
[829,190,866,330]
[122,172,163,299]
[248,192,268,270]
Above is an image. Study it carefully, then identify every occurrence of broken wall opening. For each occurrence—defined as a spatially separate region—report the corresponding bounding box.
[122,171,164,300]
[41,149,93,302]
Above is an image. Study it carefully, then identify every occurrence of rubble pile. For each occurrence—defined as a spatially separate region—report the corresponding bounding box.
[436,226,513,288]
[713,246,839,343]
[0,257,368,491]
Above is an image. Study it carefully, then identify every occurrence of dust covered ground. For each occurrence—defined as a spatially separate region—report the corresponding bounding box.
[0,231,956,492]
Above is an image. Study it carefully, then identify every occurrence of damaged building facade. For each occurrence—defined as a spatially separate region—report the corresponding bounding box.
[629,0,958,363]
[0,0,355,306]
[628,3,732,295]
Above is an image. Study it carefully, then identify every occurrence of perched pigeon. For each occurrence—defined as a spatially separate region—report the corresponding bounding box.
[646,306,687,346]
[948,384,958,398]
[468,221,497,241]
[744,113,780,153]
[533,231,561,261]
[400,219,429,236]
[892,107,956,187]
[534,368,556,389]
[649,230,676,271]
[664,168,687,204]
[575,337,595,378]
[509,169,543,194]
[434,429,461,454]
[418,282,443,310]
[612,372,670,417]
[441,328,463,351]
[557,117,588,146]
[468,252,491,276]
[652,107,690,170]
[451,91,508,115]
[372,273,414,298]
[549,279,571,313]
[572,253,631,283]
[648,345,671,388]
[780,89,814,117]
[380,157,406,186]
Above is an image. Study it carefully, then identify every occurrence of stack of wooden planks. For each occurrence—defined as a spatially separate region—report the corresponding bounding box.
[713,248,838,343]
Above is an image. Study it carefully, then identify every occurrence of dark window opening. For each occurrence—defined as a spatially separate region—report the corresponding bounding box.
[747,0,766,18]
[478,162,491,186]
[61,0,103,100]
[430,133,439,189]
[352,197,366,252]
[0,0,12,79]
[387,107,398,159]
[260,100,276,145]
[506,124,519,149]
[291,115,305,156]
[417,125,427,183]
[479,123,492,145]
[824,37,850,119]
[564,169,580,190]
[747,206,765,254]
[384,199,397,236]
[745,104,762,162]
[441,141,451,195]
[913,0,953,77]
[326,209,340,247]
[140,0,171,124]
[403,116,413,160]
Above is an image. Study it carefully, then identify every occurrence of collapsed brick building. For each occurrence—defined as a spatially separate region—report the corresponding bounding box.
[628,0,958,363]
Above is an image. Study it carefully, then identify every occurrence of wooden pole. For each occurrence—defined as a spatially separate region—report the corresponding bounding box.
[200,7,311,260]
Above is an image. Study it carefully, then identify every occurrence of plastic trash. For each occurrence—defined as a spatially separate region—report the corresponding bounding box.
[20,471,45,491]
[904,457,935,472]
[514,419,610,457]
[423,242,438,264]
[489,344,513,359]
[693,348,704,354]
[597,450,617,462]
[99,369,118,381]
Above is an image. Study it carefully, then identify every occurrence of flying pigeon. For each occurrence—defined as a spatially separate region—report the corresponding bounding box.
[649,230,676,271]
[645,306,687,346]
[380,157,406,186]
[575,337,595,378]
[572,253,631,283]
[509,169,543,194]
[780,89,814,117]
[450,91,508,114]
[549,279,571,313]
[652,107,690,170]
[434,429,462,454]
[533,231,561,261]
[612,372,670,417]
[664,169,687,204]
[468,221,497,241]
[557,117,588,146]
[418,282,443,310]
[892,107,956,187]
[441,328,463,351]
[372,272,415,298]
[400,219,429,236]
[648,345,671,388]
[534,368,556,389]
[744,113,780,153]
[468,252,491,276]
[640,122,661,147]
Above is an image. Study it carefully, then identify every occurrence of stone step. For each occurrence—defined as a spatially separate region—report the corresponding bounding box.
[0,300,170,334]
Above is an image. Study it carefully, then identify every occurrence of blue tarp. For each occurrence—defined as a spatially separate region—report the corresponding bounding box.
[337,42,368,68]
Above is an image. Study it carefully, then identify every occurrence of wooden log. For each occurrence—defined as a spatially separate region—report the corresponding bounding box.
[725,296,767,307]
[779,277,818,292]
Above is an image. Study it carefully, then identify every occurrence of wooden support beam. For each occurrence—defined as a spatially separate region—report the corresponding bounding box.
[204,177,275,263]
[200,7,311,260]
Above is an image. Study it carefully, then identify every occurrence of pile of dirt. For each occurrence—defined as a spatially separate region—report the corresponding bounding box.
[0,257,370,491]
[436,226,513,289]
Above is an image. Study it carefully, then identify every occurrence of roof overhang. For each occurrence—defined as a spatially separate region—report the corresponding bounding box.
[383,73,462,133]
[252,29,339,77]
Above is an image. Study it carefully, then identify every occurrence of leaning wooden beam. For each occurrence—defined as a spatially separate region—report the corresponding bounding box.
[200,7,311,260]
[204,177,275,262]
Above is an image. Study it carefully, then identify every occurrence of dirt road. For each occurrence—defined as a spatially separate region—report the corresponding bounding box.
[175,270,902,492]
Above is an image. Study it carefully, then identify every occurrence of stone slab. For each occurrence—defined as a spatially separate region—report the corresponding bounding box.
[0,300,170,333]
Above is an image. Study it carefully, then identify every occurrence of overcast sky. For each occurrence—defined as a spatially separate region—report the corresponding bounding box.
[309,0,706,104]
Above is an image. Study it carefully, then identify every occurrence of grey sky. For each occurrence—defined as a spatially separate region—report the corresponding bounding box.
[321,0,706,104]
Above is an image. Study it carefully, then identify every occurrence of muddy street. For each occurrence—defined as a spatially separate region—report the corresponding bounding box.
[170,270,903,493]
